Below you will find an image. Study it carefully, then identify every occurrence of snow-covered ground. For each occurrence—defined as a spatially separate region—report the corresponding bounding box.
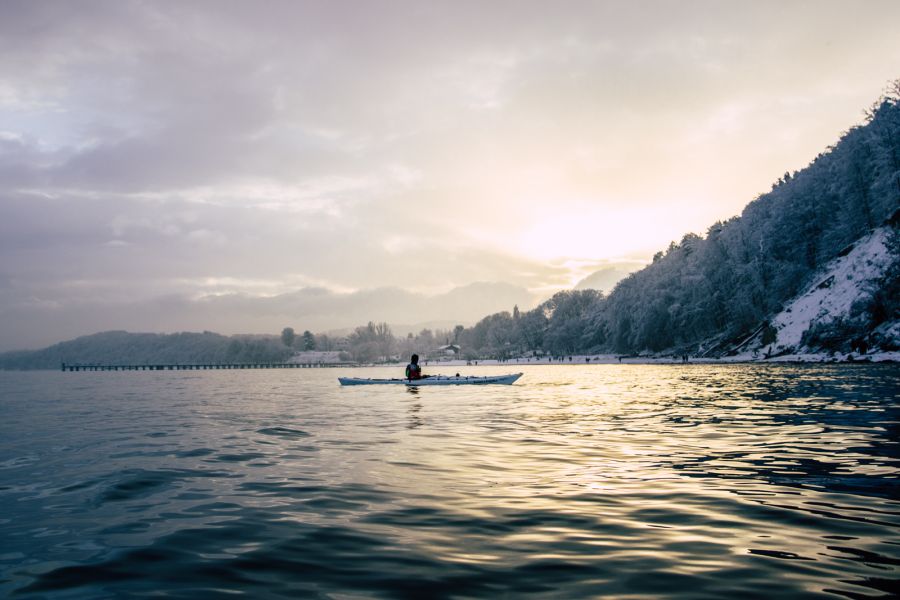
[418,352,899,366]
[362,351,899,368]
[288,351,346,363]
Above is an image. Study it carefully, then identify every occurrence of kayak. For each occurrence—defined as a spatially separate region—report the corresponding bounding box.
[338,373,522,386]
[338,373,523,386]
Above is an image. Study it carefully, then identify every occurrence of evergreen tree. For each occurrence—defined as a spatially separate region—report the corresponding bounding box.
[302,330,316,350]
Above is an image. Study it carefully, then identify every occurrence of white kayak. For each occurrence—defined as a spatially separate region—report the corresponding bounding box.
[338,373,523,386]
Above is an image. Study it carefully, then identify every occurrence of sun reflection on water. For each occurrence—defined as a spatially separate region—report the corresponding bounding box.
[0,364,897,598]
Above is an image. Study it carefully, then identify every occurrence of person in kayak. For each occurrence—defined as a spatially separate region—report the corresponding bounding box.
[405,354,425,380]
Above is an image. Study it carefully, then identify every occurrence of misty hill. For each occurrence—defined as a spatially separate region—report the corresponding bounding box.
[0,331,293,370]
[0,281,534,352]
[574,267,636,294]
[456,85,900,358]
[0,282,534,369]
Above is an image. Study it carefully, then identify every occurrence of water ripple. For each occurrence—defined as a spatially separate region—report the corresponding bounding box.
[0,364,897,598]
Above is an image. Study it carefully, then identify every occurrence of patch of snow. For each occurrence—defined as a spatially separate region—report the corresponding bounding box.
[871,351,900,362]
[768,227,893,354]
[427,352,899,365]
[288,350,346,363]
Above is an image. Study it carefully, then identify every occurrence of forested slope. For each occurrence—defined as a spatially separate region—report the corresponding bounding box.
[602,89,900,354]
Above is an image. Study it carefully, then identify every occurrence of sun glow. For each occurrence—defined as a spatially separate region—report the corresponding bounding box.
[514,204,700,262]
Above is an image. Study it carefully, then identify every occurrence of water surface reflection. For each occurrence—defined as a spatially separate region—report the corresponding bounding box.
[0,364,897,598]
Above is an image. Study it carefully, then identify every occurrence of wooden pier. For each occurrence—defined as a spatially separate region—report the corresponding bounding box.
[61,362,351,372]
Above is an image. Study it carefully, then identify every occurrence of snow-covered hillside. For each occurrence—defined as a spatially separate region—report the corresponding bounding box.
[735,225,898,360]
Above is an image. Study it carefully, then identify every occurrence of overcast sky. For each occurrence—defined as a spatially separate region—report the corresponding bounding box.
[1,0,899,350]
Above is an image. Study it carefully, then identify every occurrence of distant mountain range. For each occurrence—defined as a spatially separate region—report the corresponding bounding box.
[0,281,535,353]
[201,281,535,334]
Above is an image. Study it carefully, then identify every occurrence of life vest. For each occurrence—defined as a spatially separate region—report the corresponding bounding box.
[405,363,422,380]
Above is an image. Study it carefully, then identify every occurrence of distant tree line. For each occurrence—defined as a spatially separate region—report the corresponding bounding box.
[280,327,318,351]
[343,322,463,363]
[277,321,470,364]
[0,331,294,370]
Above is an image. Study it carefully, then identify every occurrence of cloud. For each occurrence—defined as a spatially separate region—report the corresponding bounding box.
[1,0,899,349]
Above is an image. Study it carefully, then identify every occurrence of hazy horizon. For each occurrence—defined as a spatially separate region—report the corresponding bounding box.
[2,0,899,350]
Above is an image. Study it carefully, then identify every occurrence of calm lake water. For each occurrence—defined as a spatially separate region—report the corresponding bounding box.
[1,364,898,599]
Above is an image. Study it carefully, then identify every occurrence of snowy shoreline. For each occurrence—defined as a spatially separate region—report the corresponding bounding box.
[412,352,900,367]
